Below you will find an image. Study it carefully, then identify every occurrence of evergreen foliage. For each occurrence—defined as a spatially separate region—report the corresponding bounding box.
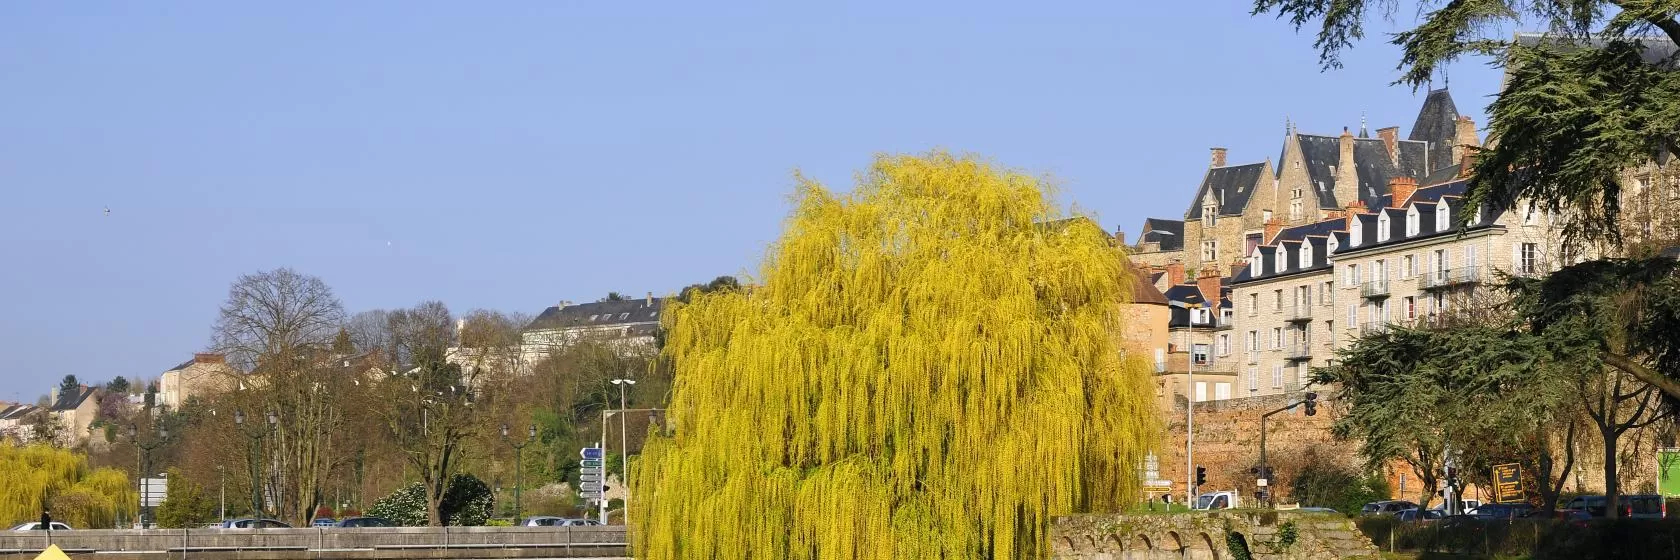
[155,468,217,528]
[631,152,1159,559]
[366,474,495,527]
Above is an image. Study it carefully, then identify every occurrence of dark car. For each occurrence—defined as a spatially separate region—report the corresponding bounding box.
[1468,503,1534,520]
[1565,495,1666,519]
[335,517,396,528]
[1361,500,1420,516]
[1395,508,1444,522]
[220,518,292,528]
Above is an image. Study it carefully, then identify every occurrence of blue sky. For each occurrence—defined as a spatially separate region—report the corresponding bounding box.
[0,2,1503,399]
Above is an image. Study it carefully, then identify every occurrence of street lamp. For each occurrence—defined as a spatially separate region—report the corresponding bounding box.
[234,410,277,517]
[501,423,537,523]
[609,378,636,523]
[129,423,169,528]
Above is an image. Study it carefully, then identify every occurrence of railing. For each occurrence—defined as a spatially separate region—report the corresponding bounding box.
[1285,305,1313,322]
[1286,343,1312,360]
[1154,360,1166,373]
[1213,316,1234,330]
[1418,267,1484,290]
[1360,321,1390,336]
[1361,280,1390,298]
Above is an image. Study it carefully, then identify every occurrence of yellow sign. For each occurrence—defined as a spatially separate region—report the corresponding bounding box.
[34,544,70,560]
[1493,463,1524,503]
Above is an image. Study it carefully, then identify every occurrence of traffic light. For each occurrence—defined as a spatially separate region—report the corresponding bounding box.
[1303,392,1318,416]
[1195,466,1207,487]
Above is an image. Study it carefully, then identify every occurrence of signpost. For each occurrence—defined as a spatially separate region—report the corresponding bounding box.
[580,448,606,523]
[1492,463,1523,504]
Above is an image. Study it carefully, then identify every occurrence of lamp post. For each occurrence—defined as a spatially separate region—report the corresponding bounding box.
[501,423,537,523]
[234,410,277,517]
[129,423,169,528]
[609,378,635,523]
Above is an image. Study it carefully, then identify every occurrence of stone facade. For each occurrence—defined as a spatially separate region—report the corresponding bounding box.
[1151,393,1345,502]
[159,353,237,409]
[1051,511,1380,559]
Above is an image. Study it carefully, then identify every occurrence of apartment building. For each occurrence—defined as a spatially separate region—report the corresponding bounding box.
[1225,174,1572,399]
[1229,218,1342,398]
[1155,262,1241,408]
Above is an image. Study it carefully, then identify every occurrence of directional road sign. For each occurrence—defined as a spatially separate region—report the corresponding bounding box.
[579,482,603,492]
[580,459,604,468]
[580,447,604,460]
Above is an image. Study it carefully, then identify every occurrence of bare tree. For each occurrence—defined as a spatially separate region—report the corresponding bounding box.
[211,268,345,371]
[209,268,359,525]
[376,301,489,525]
[345,310,393,359]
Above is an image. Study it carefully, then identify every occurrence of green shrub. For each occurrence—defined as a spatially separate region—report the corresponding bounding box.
[154,468,217,528]
[366,473,497,526]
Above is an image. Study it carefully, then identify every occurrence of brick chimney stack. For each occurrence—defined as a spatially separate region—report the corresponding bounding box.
[1210,147,1228,168]
[1335,127,1360,216]
[193,353,225,364]
[1196,265,1222,307]
[646,291,654,306]
[1376,126,1400,165]
[1230,259,1248,278]
[1263,216,1286,244]
[1388,177,1418,208]
[1166,260,1186,286]
[1114,228,1127,247]
[1344,200,1368,230]
[1452,116,1480,164]
[1458,149,1480,178]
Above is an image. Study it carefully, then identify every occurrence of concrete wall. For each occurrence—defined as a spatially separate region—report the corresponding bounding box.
[0,526,625,558]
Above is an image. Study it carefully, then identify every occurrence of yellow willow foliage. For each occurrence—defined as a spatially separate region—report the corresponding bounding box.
[633,152,1159,559]
[0,443,137,528]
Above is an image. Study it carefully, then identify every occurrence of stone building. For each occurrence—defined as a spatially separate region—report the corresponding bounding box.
[158,353,237,409]
[1129,89,1479,277]
[521,294,665,365]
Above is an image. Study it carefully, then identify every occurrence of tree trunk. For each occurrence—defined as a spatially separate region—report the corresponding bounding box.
[1604,426,1621,519]
[1418,473,1438,510]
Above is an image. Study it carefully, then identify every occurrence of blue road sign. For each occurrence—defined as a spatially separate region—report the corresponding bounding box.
[581,447,604,460]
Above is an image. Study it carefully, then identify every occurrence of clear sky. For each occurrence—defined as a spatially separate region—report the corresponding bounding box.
[0,1,1502,399]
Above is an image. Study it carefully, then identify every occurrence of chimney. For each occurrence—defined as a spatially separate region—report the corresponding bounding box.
[456,319,466,335]
[1388,177,1418,208]
[1166,260,1187,286]
[1344,200,1368,230]
[1263,216,1286,244]
[646,291,654,306]
[1196,265,1223,308]
[1376,126,1400,164]
[1453,116,1480,164]
[1335,127,1360,214]
[1458,150,1479,178]
[1210,147,1228,168]
[1230,259,1247,278]
[193,353,225,365]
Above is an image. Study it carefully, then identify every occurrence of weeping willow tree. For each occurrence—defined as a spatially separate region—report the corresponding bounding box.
[632,152,1158,559]
[0,443,136,528]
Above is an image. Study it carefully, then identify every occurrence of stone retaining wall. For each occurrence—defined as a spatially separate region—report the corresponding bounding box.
[1051,511,1379,559]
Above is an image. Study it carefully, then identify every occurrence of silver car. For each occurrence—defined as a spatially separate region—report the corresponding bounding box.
[10,522,72,531]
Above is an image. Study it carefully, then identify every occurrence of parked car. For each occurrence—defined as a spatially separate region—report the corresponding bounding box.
[1564,495,1667,519]
[1295,507,1339,514]
[220,518,292,528]
[10,522,71,531]
[1395,508,1444,522]
[335,517,396,528]
[520,516,602,527]
[311,518,337,527]
[1361,500,1420,516]
[1468,503,1534,520]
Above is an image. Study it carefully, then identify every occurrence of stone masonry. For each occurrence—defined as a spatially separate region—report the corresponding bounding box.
[1050,511,1380,560]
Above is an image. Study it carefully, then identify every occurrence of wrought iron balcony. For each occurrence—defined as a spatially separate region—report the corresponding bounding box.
[1360,321,1390,336]
[1361,280,1391,299]
[1418,268,1484,290]
[1285,305,1313,323]
[1285,343,1312,360]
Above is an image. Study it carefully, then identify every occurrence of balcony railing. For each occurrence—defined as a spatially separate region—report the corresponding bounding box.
[1418,267,1484,290]
[1285,305,1313,323]
[1361,280,1391,299]
[1360,321,1390,336]
[1285,343,1312,360]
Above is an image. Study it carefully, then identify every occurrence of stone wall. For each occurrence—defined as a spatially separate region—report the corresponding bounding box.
[1050,511,1380,560]
[1151,393,1350,503]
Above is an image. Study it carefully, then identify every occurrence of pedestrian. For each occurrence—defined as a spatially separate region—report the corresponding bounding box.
[39,511,50,531]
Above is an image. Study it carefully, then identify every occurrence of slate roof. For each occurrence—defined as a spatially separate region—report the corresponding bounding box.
[1513,32,1680,68]
[1292,135,1402,210]
[1232,218,1343,284]
[1397,140,1431,179]
[526,298,665,332]
[1331,180,1503,255]
[51,386,96,412]
[0,404,37,420]
[1185,163,1267,220]
[1137,218,1185,251]
[1419,164,1464,187]
[1410,89,1462,172]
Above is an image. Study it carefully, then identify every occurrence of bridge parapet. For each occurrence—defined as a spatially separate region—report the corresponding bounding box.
[1050,511,1379,559]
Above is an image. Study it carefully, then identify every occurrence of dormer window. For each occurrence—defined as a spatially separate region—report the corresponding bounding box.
[1349,221,1362,247]
[1377,214,1391,242]
[1203,204,1217,227]
[1301,242,1314,267]
[1474,205,1485,224]
[1437,202,1451,231]
[1406,207,1420,236]
[1276,247,1287,274]
[1327,236,1339,253]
